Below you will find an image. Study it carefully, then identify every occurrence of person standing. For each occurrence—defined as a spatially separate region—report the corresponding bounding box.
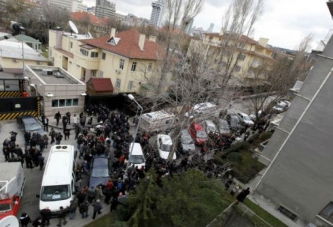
[24,131,31,147]
[79,201,89,219]
[66,112,71,124]
[55,133,63,145]
[43,117,49,132]
[24,151,33,169]
[38,154,45,170]
[20,212,31,227]
[55,112,61,126]
[69,198,78,220]
[92,199,103,220]
[57,206,67,227]
[40,206,51,227]
[3,146,9,162]
[73,114,78,128]
[64,126,70,140]
[87,186,95,204]
[49,128,56,144]
[236,187,250,203]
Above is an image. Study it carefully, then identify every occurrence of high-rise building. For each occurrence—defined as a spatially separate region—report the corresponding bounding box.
[207,23,214,33]
[48,0,87,12]
[184,18,194,35]
[149,0,164,28]
[95,0,116,19]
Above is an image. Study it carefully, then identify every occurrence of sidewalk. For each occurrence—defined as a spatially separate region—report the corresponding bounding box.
[40,114,101,130]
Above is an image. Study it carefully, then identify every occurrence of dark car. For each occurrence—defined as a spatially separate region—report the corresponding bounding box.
[89,157,111,189]
[179,129,196,155]
[16,115,45,135]
[217,119,231,135]
[226,114,245,132]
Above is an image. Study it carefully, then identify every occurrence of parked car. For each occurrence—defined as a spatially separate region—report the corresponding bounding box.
[226,114,245,132]
[128,143,146,169]
[157,134,176,160]
[189,123,208,146]
[217,119,231,135]
[202,120,219,135]
[89,157,111,189]
[179,129,196,155]
[237,112,254,126]
[272,100,291,113]
[16,115,45,135]
[250,110,263,121]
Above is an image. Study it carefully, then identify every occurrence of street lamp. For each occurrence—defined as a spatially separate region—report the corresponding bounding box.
[128,94,143,155]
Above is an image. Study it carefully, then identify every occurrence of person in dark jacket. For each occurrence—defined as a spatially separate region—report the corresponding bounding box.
[32,216,42,227]
[20,212,31,227]
[69,198,78,220]
[55,133,63,145]
[55,112,61,126]
[79,201,89,219]
[49,128,56,144]
[92,199,103,220]
[57,206,67,226]
[236,187,250,203]
[40,206,51,226]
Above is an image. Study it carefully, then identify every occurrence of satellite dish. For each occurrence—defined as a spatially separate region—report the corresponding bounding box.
[68,20,78,34]
[0,215,19,227]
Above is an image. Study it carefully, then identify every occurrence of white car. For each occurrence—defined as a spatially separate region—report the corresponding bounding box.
[272,100,291,113]
[202,120,219,135]
[237,112,254,126]
[157,134,176,160]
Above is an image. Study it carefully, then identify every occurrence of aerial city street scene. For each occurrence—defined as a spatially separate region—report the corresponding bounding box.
[0,0,332,226]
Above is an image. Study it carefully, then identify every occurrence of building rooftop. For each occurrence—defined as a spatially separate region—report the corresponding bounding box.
[81,29,163,60]
[0,39,47,61]
[29,66,85,85]
[14,34,41,44]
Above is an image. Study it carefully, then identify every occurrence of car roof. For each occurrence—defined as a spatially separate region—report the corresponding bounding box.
[181,129,191,136]
[129,143,143,155]
[191,123,204,130]
[92,157,108,168]
[157,134,172,145]
[238,112,248,116]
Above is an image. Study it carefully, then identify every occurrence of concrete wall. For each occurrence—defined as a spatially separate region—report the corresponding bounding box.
[0,57,48,73]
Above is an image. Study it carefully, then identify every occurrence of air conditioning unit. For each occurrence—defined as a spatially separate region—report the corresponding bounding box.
[42,69,53,76]
[115,69,121,74]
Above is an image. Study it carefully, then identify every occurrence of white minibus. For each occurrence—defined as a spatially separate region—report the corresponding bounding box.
[38,145,77,214]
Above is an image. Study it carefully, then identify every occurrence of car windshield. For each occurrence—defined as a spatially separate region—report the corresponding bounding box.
[243,115,251,121]
[0,203,11,212]
[26,123,42,131]
[129,155,145,164]
[181,136,194,144]
[197,130,207,139]
[91,168,109,177]
[207,125,216,132]
[40,185,70,201]
[161,144,171,152]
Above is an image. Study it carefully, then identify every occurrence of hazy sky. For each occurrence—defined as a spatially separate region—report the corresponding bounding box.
[82,0,333,50]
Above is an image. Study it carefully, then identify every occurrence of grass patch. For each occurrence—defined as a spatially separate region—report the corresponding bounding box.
[41,45,49,58]
[84,212,117,227]
[243,199,288,227]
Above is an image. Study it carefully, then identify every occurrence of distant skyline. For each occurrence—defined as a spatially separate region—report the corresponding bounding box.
[82,0,333,50]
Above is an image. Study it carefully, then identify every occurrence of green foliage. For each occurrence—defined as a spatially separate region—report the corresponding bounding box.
[122,169,231,227]
[258,131,273,141]
[227,152,243,163]
[222,141,250,155]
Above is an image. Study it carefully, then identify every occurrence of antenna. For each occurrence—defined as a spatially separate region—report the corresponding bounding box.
[68,20,79,35]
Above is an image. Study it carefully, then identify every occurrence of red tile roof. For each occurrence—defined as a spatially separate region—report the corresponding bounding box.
[89,78,114,92]
[71,12,107,27]
[81,29,162,60]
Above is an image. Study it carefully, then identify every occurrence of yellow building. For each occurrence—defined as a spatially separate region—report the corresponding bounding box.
[49,28,162,93]
[189,30,275,84]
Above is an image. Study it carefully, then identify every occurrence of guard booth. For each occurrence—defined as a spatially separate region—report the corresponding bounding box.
[0,78,41,120]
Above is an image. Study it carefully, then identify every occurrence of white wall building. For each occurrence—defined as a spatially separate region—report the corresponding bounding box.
[48,0,87,12]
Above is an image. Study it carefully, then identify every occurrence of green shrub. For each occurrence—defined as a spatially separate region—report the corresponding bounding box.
[222,141,250,156]
[259,131,273,141]
[227,152,243,163]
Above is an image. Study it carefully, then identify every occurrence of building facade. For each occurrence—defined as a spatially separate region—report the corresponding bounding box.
[95,0,115,19]
[24,65,86,117]
[149,0,164,28]
[255,31,333,226]
[48,28,162,94]
[188,30,275,83]
[48,0,86,12]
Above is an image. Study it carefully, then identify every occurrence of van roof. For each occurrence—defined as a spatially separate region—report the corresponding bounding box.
[142,110,175,121]
[129,143,143,155]
[193,102,216,110]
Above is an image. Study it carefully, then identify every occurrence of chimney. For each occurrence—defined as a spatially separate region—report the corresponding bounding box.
[258,38,269,47]
[148,35,157,42]
[139,34,146,51]
[110,28,116,38]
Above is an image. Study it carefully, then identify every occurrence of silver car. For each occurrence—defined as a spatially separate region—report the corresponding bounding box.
[180,129,196,155]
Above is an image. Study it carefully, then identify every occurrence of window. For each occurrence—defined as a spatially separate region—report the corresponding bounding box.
[116,79,121,89]
[36,61,41,65]
[99,71,104,78]
[131,62,137,71]
[102,53,106,60]
[238,43,245,48]
[119,59,124,69]
[127,81,133,90]
[234,65,241,72]
[319,202,333,222]
[277,205,298,221]
[91,52,98,58]
[80,49,89,56]
[52,99,79,107]
[238,54,246,60]
[70,42,73,48]
[148,63,152,71]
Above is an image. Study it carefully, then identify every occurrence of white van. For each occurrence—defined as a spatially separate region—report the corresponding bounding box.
[140,110,177,133]
[128,143,146,169]
[185,102,219,120]
[38,145,77,214]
